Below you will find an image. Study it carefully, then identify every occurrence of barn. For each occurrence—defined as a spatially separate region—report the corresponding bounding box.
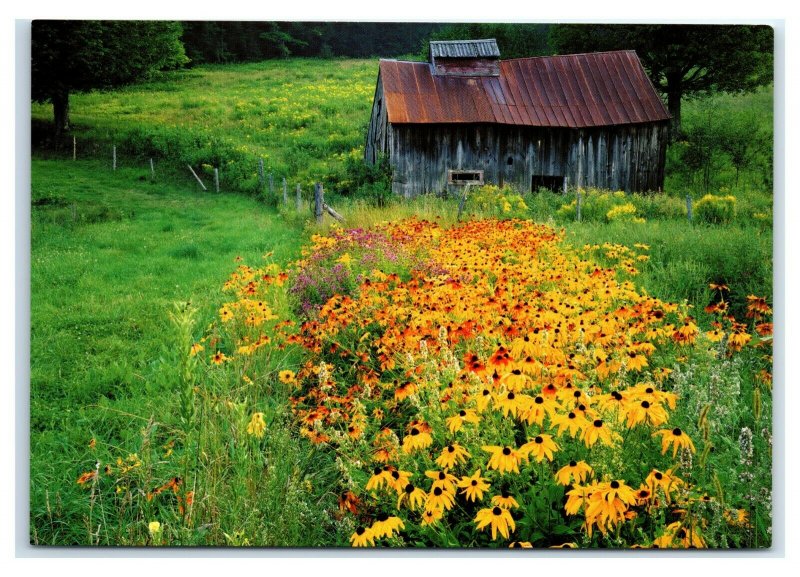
[364,39,671,198]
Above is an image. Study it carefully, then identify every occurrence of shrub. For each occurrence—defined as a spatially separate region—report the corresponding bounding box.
[694,194,737,224]
[466,184,528,218]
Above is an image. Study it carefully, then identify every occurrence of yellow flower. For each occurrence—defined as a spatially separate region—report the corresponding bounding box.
[457,470,490,502]
[483,445,525,474]
[350,526,375,547]
[148,521,161,535]
[420,507,443,527]
[278,370,296,384]
[520,434,559,462]
[624,400,669,428]
[402,426,433,454]
[369,514,405,539]
[474,506,516,540]
[397,483,427,511]
[554,460,593,486]
[550,409,588,438]
[425,486,456,512]
[652,427,696,458]
[246,412,266,438]
[581,418,620,448]
[446,409,481,433]
[435,443,471,469]
[491,492,520,510]
[210,351,228,365]
[425,469,458,493]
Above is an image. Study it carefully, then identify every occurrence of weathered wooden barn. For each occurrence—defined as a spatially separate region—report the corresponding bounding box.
[364,39,671,197]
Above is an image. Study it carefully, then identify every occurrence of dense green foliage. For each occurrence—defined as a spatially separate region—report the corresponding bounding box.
[429,23,552,59]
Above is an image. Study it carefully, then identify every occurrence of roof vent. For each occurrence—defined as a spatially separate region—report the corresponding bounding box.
[429,39,500,77]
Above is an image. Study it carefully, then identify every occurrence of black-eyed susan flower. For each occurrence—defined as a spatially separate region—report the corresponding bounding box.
[494,391,528,419]
[366,466,394,492]
[210,351,228,365]
[520,434,559,462]
[245,412,266,438]
[500,367,531,391]
[653,427,696,458]
[509,541,533,548]
[473,387,494,412]
[491,491,520,510]
[645,468,683,503]
[402,426,433,454]
[369,513,405,539]
[396,483,427,511]
[474,506,516,540]
[553,403,590,435]
[425,486,455,512]
[581,419,619,448]
[446,409,481,434]
[350,526,375,547]
[554,460,593,486]
[483,445,525,474]
[189,342,203,356]
[520,395,560,426]
[457,470,490,502]
[435,443,471,469]
[278,370,296,384]
[387,469,413,495]
[420,507,443,527]
[624,399,669,428]
[425,469,458,493]
[550,542,578,548]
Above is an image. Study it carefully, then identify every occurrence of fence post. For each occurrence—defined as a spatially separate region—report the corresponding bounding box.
[187,164,207,191]
[457,183,472,221]
[150,158,155,180]
[686,195,693,223]
[314,183,324,223]
[282,177,288,204]
[563,176,568,194]
[576,190,582,222]
[214,168,220,193]
[296,184,302,211]
[112,145,116,171]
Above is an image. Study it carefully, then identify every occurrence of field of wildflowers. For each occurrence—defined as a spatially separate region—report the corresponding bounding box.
[175,216,772,548]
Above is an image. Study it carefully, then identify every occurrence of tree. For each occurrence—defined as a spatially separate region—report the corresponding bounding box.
[430,23,552,59]
[32,21,187,136]
[550,24,773,140]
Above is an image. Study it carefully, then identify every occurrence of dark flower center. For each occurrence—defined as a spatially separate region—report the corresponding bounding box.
[471,480,478,486]
[348,426,355,432]
[448,445,455,452]
[646,387,654,394]
[641,400,650,409]
[569,460,577,467]
[405,484,415,494]
[574,391,582,398]
[593,419,603,428]
[438,472,446,480]
[502,447,512,456]
[568,412,576,419]
[374,467,382,475]
[356,527,365,535]
[410,427,419,436]
[459,410,467,417]
[483,389,490,396]
[655,472,663,480]
[512,542,522,548]
[535,396,544,404]
[578,404,586,411]
[376,512,389,522]
[492,507,502,516]
[639,490,650,498]
[534,436,543,444]
[391,471,400,480]
[611,391,622,400]
[433,487,443,496]
[673,428,682,436]
[507,392,516,400]
[610,480,620,489]
[512,369,522,375]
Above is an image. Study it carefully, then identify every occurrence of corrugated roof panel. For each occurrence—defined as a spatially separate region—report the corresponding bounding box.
[379,50,670,128]
[430,39,501,59]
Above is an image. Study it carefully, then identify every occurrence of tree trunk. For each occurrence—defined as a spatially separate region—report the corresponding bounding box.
[52,90,70,137]
[665,72,683,143]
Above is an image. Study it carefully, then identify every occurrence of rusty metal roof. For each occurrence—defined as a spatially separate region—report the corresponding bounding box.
[430,39,500,59]
[380,50,670,128]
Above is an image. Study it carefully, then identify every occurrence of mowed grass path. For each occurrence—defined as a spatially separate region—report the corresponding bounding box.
[29,159,309,544]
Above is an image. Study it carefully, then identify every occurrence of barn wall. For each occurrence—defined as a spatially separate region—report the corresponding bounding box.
[387,122,669,197]
[364,73,389,165]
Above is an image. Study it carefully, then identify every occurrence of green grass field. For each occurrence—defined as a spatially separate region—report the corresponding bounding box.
[30,57,774,547]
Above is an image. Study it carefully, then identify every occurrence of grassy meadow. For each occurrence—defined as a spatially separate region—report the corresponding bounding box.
[30,58,774,548]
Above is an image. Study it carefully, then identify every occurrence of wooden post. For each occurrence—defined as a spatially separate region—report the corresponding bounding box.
[258,159,264,188]
[323,203,345,223]
[563,176,568,194]
[576,191,582,222]
[187,165,207,191]
[282,177,288,204]
[73,136,76,161]
[686,195,693,222]
[214,168,220,193]
[457,183,471,221]
[112,146,116,171]
[296,184,302,211]
[149,158,155,179]
[314,183,324,223]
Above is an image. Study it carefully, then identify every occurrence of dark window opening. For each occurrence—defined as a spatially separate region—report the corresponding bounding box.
[532,175,565,193]
[448,170,484,185]
[507,156,514,166]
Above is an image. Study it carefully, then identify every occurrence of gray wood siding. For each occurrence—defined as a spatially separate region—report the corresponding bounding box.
[364,73,389,165]
[386,122,668,197]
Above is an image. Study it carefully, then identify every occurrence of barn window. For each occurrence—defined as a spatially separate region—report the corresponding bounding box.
[507,156,514,166]
[532,175,565,193]
[448,170,484,185]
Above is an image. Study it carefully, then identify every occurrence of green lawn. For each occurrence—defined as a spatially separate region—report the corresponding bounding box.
[30,159,342,545]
